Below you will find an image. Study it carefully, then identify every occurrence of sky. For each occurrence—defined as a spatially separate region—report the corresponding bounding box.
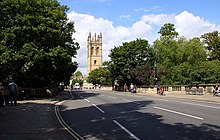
[58,0,220,76]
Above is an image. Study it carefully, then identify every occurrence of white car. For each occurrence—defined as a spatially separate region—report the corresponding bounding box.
[74,83,80,90]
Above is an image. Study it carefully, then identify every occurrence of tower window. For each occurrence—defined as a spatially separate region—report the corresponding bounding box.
[94,60,97,65]
[91,47,94,55]
[96,47,99,55]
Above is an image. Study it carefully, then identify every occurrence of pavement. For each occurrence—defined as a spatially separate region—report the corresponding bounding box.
[0,90,219,140]
[0,91,73,140]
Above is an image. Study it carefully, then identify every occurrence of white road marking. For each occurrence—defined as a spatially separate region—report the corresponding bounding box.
[79,94,104,113]
[84,99,90,103]
[107,96,117,99]
[153,106,204,120]
[92,104,105,114]
[122,99,141,105]
[182,102,220,110]
[76,93,83,99]
[113,120,140,140]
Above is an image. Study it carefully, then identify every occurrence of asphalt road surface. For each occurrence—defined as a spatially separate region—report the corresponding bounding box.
[56,90,220,140]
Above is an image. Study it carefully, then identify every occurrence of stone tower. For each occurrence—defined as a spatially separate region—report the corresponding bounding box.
[87,32,102,75]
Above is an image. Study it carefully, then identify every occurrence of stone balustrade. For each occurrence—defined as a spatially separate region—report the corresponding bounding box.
[100,84,217,95]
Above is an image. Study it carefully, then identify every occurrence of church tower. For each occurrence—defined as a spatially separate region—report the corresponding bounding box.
[87,32,102,75]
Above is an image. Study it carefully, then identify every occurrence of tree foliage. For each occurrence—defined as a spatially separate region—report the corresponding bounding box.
[128,65,154,86]
[201,31,220,61]
[87,67,112,86]
[0,0,79,87]
[158,23,179,38]
[108,39,155,86]
[74,71,83,77]
[154,23,207,85]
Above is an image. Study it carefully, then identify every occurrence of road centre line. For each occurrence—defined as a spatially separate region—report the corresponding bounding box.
[113,120,140,140]
[92,104,105,114]
[182,102,220,110]
[84,99,90,103]
[153,106,204,120]
[77,93,105,114]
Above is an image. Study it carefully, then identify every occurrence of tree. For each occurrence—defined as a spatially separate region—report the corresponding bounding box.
[153,36,183,84]
[0,0,79,87]
[201,31,220,61]
[87,67,112,86]
[158,23,179,38]
[128,65,154,86]
[154,33,207,85]
[74,71,83,77]
[194,60,220,84]
[71,71,83,86]
[72,71,83,79]
[108,39,155,86]
[182,37,207,66]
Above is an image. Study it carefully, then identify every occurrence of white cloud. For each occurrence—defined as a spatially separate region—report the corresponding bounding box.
[141,13,176,26]
[68,11,220,76]
[175,11,220,38]
[68,11,153,76]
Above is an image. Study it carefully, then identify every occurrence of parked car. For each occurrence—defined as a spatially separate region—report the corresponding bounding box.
[74,83,80,90]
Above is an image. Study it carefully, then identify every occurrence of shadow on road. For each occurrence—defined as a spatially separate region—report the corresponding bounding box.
[59,95,220,140]
[70,90,100,100]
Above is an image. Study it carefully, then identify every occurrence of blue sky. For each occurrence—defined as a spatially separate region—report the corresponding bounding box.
[59,0,220,26]
[58,0,220,75]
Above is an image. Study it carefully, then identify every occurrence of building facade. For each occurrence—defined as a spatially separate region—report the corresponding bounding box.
[87,32,102,75]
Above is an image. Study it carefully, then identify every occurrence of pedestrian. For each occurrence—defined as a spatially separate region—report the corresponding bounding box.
[156,83,160,95]
[159,87,164,95]
[130,83,134,92]
[8,80,18,106]
[124,83,128,92]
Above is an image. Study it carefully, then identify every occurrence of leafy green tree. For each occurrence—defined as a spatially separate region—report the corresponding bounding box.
[153,37,183,84]
[128,65,154,86]
[201,31,220,61]
[87,67,112,86]
[194,60,220,84]
[74,71,83,77]
[108,39,155,86]
[154,28,207,85]
[0,0,79,87]
[71,71,83,86]
[182,38,207,65]
[158,23,179,38]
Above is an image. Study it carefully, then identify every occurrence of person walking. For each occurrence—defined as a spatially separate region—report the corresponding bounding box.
[8,80,18,106]
[156,83,160,95]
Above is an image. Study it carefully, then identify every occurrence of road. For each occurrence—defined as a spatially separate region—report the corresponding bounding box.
[56,90,220,140]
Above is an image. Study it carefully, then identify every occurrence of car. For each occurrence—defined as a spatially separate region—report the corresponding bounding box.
[74,83,80,90]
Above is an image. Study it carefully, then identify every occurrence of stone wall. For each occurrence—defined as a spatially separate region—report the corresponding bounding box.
[100,84,216,95]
